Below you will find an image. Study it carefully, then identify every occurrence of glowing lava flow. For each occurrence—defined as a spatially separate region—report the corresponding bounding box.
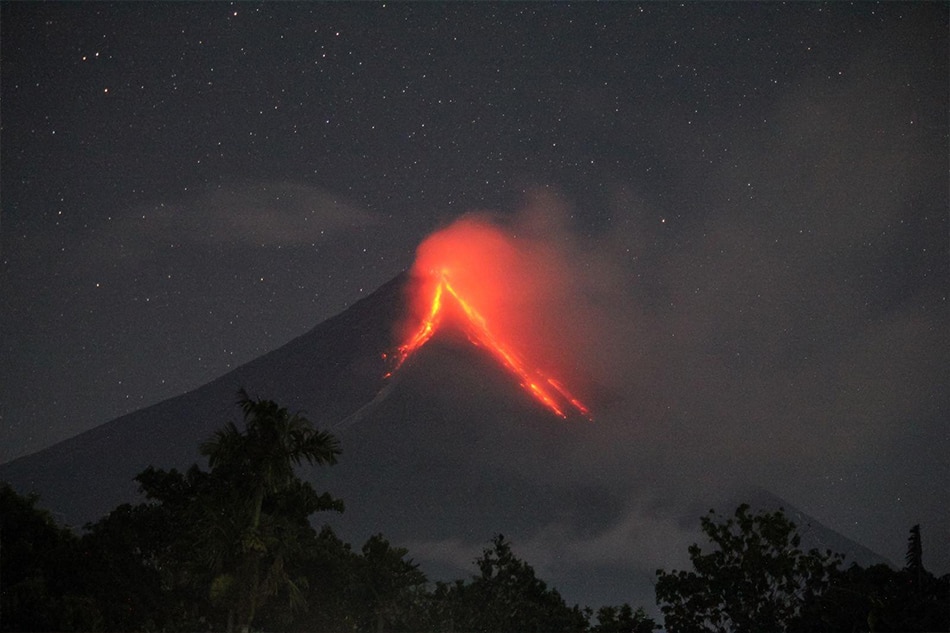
[388,270,592,421]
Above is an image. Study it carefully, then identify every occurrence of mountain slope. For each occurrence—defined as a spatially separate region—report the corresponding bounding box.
[0,272,892,612]
[0,273,405,527]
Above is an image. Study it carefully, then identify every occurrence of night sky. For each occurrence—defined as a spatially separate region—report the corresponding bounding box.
[2,3,947,573]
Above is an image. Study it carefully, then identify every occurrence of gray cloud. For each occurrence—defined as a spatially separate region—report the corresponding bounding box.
[104,181,379,255]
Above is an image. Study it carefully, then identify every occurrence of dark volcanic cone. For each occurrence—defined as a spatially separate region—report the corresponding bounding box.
[0,273,891,612]
[324,322,620,537]
[0,271,607,533]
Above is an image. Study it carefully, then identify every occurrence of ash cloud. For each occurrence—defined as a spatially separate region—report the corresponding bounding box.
[411,43,949,574]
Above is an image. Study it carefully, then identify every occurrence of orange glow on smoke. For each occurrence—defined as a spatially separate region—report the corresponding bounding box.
[388,218,592,421]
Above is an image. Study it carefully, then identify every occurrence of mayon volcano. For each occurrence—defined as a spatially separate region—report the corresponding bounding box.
[0,268,888,612]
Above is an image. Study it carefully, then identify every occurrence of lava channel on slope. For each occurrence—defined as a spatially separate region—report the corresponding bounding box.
[385,268,592,421]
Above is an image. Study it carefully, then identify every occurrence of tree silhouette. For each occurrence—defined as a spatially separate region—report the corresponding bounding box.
[199,388,342,632]
[355,533,428,632]
[905,524,923,591]
[447,534,589,632]
[655,504,842,633]
[592,603,659,632]
[0,484,90,630]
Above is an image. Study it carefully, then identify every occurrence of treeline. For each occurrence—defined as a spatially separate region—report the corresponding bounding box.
[1,481,653,632]
[655,505,949,632]
[1,390,948,632]
[0,390,654,632]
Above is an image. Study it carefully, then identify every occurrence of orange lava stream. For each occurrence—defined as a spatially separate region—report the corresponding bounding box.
[389,271,592,420]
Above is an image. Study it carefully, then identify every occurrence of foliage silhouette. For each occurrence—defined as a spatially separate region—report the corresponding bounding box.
[591,603,659,632]
[355,533,428,632]
[0,483,93,630]
[438,533,592,632]
[655,504,842,633]
[8,474,947,632]
[14,390,946,632]
[796,524,948,631]
[196,388,342,631]
[905,524,923,589]
[657,506,950,633]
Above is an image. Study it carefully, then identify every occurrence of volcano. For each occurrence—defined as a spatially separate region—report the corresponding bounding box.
[0,273,889,612]
[386,268,591,420]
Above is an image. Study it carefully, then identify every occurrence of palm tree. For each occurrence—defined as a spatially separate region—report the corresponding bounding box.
[200,388,341,632]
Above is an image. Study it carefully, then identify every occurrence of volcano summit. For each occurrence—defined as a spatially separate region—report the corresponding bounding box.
[387,268,592,420]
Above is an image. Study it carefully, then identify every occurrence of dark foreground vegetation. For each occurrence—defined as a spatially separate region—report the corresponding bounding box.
[1,391,947,632]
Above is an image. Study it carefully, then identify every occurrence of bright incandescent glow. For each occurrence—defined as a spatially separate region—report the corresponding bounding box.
[386,217,593,421]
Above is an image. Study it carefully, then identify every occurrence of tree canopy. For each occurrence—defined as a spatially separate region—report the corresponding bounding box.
[655,503,842,633]
[197,388,342,631]
[444,533,591,632]
[655,505,949,633]
[3,390,947,632]
[1,390,651,632]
